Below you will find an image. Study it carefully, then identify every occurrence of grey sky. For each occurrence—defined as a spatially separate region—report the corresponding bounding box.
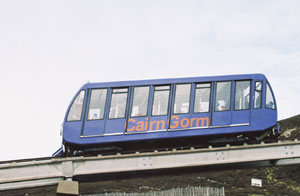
[1,0,300,161]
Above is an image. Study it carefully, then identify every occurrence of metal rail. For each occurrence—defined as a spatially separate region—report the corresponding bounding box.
[1,140,300,191]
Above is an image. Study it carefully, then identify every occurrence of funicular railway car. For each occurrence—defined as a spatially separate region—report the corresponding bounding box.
[54,74,280,156]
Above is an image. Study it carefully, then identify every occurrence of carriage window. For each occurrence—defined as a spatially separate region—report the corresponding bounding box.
[194,83,211,113]
[235,81,250,110]
[254,82,262,109]
[152,85,170,116]
[109,88,128,118]
[131,86,150,117]
[174,84,191,114]
[266,83,275,109]
[256,81,262,91]
[215,82,231,111]
[67,90,85,121]
[88,89,107,120]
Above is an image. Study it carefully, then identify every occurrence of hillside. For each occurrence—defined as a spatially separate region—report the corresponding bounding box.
[279,114,300,140]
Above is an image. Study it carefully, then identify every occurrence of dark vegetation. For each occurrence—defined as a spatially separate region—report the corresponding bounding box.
[279,114,300,140]
[2,115,300,196]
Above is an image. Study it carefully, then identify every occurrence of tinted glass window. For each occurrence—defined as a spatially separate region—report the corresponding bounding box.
[254,82,262,109]
[152,85,170,116]
[256,81,262,91]
[131,86,150,117]
[174,84,191,114]
[266,83,275,109]
[235,81,250,110]
[215,82,231,111]
[67,90,85,121]
[88,89,107,120]
[194,83,211,113]
[109,88,128,118]
[113,88,128,93]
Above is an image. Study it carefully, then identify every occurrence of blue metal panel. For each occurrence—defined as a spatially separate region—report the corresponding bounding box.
[148,116,169,131]
[189,113,211,128]
[212,111,231,126]
[126,116,149,133]
[63,121,83,144]
[169,114,191,130]
[83,120,105,136]
[232,111,251,124]
[105,119,126,134]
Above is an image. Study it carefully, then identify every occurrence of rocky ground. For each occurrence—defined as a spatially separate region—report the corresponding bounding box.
[2,115,300,196]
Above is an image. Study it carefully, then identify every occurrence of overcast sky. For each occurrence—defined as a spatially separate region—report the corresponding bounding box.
[1,0,300,161]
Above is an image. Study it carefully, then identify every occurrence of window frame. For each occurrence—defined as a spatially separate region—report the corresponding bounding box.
[130,85,150,118]
[173,83,192,115]
[66,90,86,122]
[193,82,211,114]
[254,81,263,109]
[214,81,232,112]
[234,80,251,111]
[86,88,108,121]
[151,85,171,116]
[108,87,129,119]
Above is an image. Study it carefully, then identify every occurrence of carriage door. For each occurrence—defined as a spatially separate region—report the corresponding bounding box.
[148,85,171,132]
[169,84,192,131]
[212,81,232,127]
[82,88,108,137]
[105,88,129,135]
[232,80,251,125]
[126,86,151,133]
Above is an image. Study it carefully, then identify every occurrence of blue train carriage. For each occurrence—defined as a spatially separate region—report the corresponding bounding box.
[57,74,280,156]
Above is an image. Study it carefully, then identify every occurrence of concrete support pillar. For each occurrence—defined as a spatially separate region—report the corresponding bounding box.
[56,180,79,196]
